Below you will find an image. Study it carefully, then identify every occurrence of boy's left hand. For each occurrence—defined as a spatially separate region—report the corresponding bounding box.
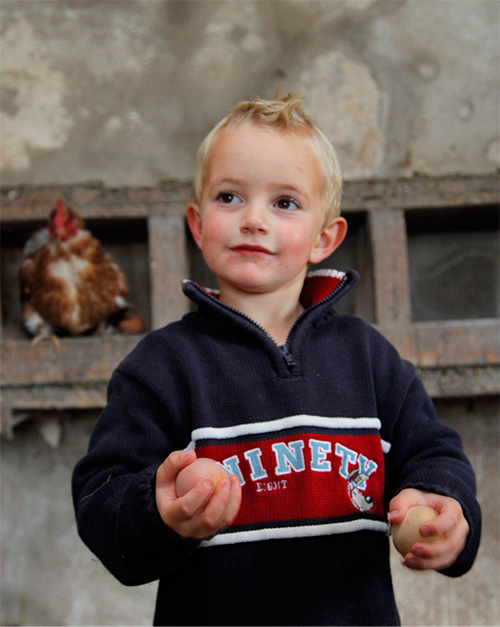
[388,488,469,571]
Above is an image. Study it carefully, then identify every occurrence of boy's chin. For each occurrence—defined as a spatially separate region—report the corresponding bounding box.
[218,274,305,297]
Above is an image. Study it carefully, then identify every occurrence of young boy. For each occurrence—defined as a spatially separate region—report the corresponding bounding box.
[72,94,481,626]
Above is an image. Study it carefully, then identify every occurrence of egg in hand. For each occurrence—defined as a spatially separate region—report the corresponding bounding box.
[392,505,440,556]
[175,457,230,497]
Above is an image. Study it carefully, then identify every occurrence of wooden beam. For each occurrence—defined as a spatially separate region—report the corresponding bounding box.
[0,335,143,386]
[341,174,499,211]
[377,319,500,367]
[148,214,190,330]
[2,175,497,221]
[418,365,500,399]
[369,209,412,324]
[414,319,500,367]
[0,183,190,221]
[1,384,107,440]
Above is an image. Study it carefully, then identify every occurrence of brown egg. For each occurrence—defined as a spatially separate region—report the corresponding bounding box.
[118,312,145,333]
[392,505,440,556]
[175,458,230,497]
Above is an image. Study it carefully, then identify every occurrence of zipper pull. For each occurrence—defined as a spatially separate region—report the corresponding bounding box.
[281,344,296,369]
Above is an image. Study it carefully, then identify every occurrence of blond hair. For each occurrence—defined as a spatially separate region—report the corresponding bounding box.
[193,93,342,226]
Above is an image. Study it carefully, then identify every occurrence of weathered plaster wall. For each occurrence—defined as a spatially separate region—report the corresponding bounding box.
[1,0,499,186]
[1,1,499,626]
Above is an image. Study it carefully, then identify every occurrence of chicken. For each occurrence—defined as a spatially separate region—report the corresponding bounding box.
[19,198,138,345]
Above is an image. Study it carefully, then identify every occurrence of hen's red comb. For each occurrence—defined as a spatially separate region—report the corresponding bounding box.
[52,198,67,229]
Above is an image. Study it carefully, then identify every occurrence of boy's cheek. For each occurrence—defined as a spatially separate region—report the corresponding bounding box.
[200,215,232,244]
[282,232,318,259]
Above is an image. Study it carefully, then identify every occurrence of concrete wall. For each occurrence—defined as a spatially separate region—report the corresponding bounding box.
[1,1,499,626]
[1,0,499,186]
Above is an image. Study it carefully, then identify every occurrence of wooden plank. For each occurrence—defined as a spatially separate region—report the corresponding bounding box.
[148,214,190,329]
[368,209,412,324]
[5,319,494,388]
[0,384,107,439]
[341,175,499,211]
[377,319,500,367]
[0,183,190,222]
[2,175,497,222]
[0,335,143,386]
[414,319,500,367]
[418,365,500,398]
[1,384,107,410]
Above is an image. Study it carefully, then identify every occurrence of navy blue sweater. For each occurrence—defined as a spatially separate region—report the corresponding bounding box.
[72,270,481,626]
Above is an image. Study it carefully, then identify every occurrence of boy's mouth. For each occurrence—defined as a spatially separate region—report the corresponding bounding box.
[230,244,274,256]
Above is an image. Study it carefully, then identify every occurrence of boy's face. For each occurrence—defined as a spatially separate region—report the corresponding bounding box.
[188,122,344,298]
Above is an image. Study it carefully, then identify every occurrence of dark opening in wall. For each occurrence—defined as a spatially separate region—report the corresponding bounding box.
[315,212,374,321]
[406,205,499,322]
[1,218,151,339]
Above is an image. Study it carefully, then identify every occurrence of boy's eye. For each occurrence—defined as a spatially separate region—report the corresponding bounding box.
[217,192,241,204]
[275,197,299,210]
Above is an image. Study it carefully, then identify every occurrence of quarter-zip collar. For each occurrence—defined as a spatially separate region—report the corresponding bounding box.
[182,269,359,376]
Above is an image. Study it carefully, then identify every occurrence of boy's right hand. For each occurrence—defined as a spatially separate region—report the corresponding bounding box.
[155,449,242,540]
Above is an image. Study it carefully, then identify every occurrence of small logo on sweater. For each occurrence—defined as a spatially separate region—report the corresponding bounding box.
[336,443,377,512]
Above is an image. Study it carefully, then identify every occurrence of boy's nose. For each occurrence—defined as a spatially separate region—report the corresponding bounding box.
[240,203,269,234]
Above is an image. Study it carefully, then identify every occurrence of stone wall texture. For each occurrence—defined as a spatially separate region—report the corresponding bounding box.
[1,0,499,186]
[1,1,499,626]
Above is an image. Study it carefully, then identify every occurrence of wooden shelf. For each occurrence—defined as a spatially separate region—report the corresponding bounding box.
[1,335,144,386]
[1,175,499,438]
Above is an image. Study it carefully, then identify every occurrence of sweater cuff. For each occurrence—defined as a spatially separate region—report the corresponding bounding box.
[116,464,200,584]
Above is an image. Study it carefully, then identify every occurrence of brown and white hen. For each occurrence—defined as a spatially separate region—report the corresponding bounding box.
[19,199,133,345]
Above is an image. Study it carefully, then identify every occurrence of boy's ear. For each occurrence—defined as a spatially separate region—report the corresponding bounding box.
[187,203,203,249]
[309,216,348,265]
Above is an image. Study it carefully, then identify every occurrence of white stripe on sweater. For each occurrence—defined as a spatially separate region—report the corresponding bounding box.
[201,518,390,547]
[188,414,391,453]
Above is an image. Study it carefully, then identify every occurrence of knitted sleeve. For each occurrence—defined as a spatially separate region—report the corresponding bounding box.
[369,327,481,577]
[72,335,199,586]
